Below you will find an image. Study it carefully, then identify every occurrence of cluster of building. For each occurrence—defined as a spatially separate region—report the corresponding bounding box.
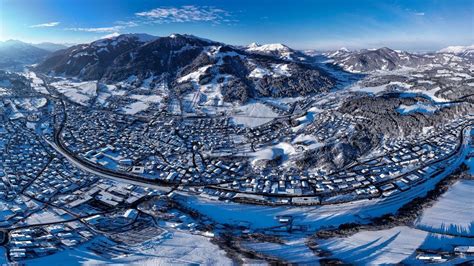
[8,222,93,260]
[0,122,50,201]
[61,108,248,184]
[192,117,471,204]
[55,98,473,207]
[52,180,148,211]
[304,112,355,142]
[23,157,97,202]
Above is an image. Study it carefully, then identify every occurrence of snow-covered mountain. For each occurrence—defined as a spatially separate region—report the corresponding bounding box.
[36,34,335,103]
[325,47,431,73]
[438,44,474,58]
[245,42,312,62]
[326,47,350,58]
[36,33,158,80]
[321,44,474,73]
[246,42,296,60]
[0,40,51,70]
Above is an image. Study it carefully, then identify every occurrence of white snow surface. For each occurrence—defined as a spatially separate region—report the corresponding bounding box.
[246,43,293,60]
[438,44,474,54]
[318,226,428,265]
[251,142,296,165]
[24,71,49,94]
[242,237,320,264]
[231,102,279,127]
[178,65,212,83]
[415,180,474,236]
[53,80,98,106]
[248,63,291,78]
[26,230,231,265]
[122,101,149,115]
[248,66,272,78]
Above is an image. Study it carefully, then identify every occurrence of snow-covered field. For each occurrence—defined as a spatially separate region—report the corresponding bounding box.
[26,230,231,265]
[292,134,324,150]
[231,102,279,127]
[348,79,450,103]
[404,87,449,103]
[318,226,428,265]
[13,97,47,111]
[248,63,291,78]
[415,180,474,236]
[0,87,9,96]
[52,80,97,105]
[122,101,149,115]
[349,81,412,95]
[319,225,474,265]
[242,237,319,264]
[250,142,296,165]
[23,71,49,94]
[292,106,323,132]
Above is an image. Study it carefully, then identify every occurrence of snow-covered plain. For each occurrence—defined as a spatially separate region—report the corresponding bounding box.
[25,230,231,265]
[318,226,427,265]
[415,180,474,236]
[0,87,9,96]
[13,97,47,111]
[248,63,291,79]
[53,80,97,106]
[242,237,319,264]
[349,80,412,93]
[318,225,474,265]
[122,101,149,115]
[231,101,280,127]
[250,142,296,165]
[23,71,49,95]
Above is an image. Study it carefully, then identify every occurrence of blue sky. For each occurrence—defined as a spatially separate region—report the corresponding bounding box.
[0,0,473,51]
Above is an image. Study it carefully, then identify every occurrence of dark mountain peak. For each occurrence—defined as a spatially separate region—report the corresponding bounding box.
[91,33,158,47]
[327,46,428,72]
[377,47,395,52]
[36,33,335,105]
[147,34,221,48]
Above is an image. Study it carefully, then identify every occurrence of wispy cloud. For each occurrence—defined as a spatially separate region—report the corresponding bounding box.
[63,5,233,36]
[115,21,139,27]
[65,25,125,33]
[65,20,138,33]
[135,5,230,24]
[414,12,425,16]
[30,22,60,28]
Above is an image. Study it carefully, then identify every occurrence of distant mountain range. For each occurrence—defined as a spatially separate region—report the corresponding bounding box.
[0,40,49,70]
[438,44,474,58]
[32,42,69,52]
[35,33,335,102]
[2,34,472,103]
[0,40,70,70]
[324,47,431,72]
[323,45,473,73]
